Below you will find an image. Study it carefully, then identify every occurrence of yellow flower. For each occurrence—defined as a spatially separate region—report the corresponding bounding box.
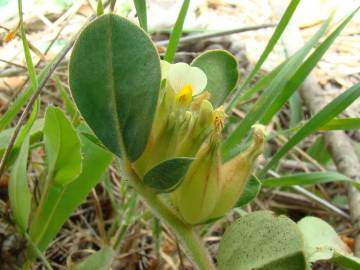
[161,61,207,106]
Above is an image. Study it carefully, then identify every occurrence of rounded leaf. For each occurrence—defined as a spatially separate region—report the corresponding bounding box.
[236,176,261,207]
[298,216,360,269]
[69,14,161,161]
[191,49,239,106]
[143,158,193,192]
[218,211,307,270]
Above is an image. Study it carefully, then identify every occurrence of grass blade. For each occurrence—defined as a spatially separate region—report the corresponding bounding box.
[236,59,287,104]
[133,0,147,32]
[262,172,351,187]
[289,92,302,127]
[260,8,359,124]
[18,0,38,90]
[226,0,301,111]
[97,0,104,16]
[259,82,360,177]
[319,118,360,131]
[222,18,330,157]
[164,0,190,62]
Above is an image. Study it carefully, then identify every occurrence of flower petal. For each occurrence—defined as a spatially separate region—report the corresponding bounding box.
[187,66,207,95]
[168,63,191,93]
[168,63,207,96]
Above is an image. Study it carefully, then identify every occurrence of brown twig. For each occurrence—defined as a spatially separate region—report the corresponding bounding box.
[176,238,185,270]
[91,189,107,244]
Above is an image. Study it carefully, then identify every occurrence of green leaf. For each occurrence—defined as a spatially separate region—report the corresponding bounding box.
[8,134,31,232]
[236,176,261,207]
[164,0,190,62]
[332,252,360,270]
[143,157,193,192]
[218,211,307,270]
[96,0,104,16]
[222,17,330,157]
[236,60,287,104]
[261,8,359,124]
[319,118,360,130]
[18,0,38,91]
[289,92,302,127]
[260,82,360,177]
[44,106,82,185]
[298,216,360,269]
[72,247,115,270]
[262,172,351,187]
[226,0,301,111]
[191,50,239,107]
[133,0,147,32]
[69,14,161,161]
[28,134,113,258]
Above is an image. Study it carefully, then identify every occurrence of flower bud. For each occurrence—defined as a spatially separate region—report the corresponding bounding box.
[191,91,211,111]
[209,124,265,219]
[171,134,222,225]
[197,100,215,129]
[177,111,194,140]
[176,100,214,156]
[152,87,175,138]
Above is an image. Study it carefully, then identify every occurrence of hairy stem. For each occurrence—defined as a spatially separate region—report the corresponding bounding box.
[121,159,216,270]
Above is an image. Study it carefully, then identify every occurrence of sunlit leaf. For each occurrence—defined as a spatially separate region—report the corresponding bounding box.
[44,106,82,185]
[298,216,360,269]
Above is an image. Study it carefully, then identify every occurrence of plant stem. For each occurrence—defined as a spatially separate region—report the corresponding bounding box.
[121,160,216,270]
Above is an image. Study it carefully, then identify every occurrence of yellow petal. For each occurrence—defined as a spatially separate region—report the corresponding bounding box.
[175,84,193,106]
[168,63,207,95]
